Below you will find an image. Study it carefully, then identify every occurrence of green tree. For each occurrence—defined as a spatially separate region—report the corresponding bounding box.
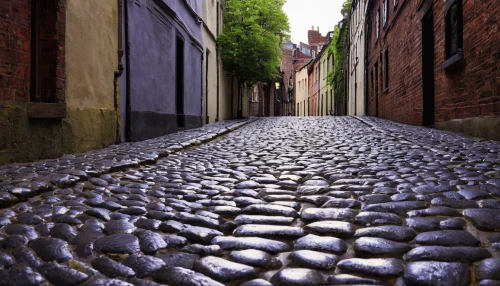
[218,0,290,118]
[341,0,353,16]
[328,0,351,115]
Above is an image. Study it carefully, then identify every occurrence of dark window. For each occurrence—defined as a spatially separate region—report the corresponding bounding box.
[379,53,383,92]
[376,9,380,40]
[384,49,389,90]
[443,0,463,68]
[383,0,388,27]
[371,69,374,95]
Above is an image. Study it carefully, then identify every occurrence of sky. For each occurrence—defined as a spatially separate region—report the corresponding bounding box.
[283,0,344,44]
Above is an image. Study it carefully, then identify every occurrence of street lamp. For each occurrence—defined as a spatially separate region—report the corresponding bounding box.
[275,82,280,90]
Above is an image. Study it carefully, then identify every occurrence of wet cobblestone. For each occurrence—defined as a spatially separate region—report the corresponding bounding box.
[0,116,499,285]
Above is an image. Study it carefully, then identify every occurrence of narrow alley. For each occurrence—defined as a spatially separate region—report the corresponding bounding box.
[0,117,499,285]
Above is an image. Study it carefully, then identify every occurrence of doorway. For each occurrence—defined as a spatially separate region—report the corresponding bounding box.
[176,35,185,128]
[422,7,435,126]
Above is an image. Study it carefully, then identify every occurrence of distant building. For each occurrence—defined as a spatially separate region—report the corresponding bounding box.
[348,0,367,115]
[308,58,320,116]
[319,39,334,116]
[308,26,329,56]
[295,61,313,116]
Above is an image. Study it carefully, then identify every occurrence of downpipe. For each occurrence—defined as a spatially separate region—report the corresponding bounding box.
[113,0,124,144]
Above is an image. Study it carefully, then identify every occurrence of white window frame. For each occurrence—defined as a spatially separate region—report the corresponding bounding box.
[383,0,388,27]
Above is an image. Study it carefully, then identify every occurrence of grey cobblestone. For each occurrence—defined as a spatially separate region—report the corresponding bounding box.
[0,116,498,285]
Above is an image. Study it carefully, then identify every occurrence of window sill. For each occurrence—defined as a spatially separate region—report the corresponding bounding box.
[442,51,463,70]
[27,102,67,119]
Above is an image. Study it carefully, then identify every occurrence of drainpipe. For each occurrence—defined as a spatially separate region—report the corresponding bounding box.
[215,2,220,122]
[113,0,124,144]
[364,7,370,115]
[124,0,131,141]
[201,51,204,125]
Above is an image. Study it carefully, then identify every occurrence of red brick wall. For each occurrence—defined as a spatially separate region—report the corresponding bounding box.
[433,0,500,122]
[308,29,328,48]
[0,0,31,102]
[366,0,425,125]
[0,0,65,103]
[367,0,500,125]
[37,0,66,103]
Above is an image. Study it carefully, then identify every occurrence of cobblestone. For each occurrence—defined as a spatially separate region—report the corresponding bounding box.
[0,116,498,285]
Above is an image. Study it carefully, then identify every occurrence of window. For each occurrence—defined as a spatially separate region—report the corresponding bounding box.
[384,49,389,90]
[383,0,388,27]
[371,69,374,95]
[443,0,463,69]
[376,9,380,41]
[394,0,398,8]
[380,53,383,92]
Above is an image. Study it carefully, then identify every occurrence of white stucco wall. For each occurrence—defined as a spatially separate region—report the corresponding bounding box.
[295,64,310,116]
[348,0,366,116]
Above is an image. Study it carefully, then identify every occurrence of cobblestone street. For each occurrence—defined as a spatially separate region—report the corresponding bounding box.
[0,117,499,286]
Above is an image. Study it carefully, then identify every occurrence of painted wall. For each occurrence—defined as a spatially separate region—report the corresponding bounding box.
[319,44,334,116]
[202,0,233,123]
[295,64,310,116]
[123,0,203,141]
[308,61,320,116]
[348,0,366,116]
[64,0,119,152]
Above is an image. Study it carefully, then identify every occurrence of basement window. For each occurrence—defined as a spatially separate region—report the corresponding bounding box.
[443,0,463,69]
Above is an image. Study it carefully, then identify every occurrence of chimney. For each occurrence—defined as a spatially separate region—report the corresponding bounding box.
[317,26,320,32]
[311,26,314,30]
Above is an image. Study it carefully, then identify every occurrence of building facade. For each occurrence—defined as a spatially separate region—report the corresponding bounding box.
[308,59,320,116]
[348,0,367,115]
[0,0,120,164]
[120,0,203,142]
[319,41,334,116]
[366,0,500,140]
[202,0,234,124]
[295,61,312,116]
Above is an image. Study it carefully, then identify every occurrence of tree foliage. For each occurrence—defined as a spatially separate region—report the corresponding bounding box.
[218,0,290,85]
[341,0,353,16]
[327,0,351,115]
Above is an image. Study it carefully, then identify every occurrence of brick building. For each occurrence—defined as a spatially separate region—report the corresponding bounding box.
[308,57,320,116]
[0,0,121,164]
[308,26,329,56]
[366,0,500,140]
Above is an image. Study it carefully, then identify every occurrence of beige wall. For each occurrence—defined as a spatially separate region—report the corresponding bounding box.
[64,0,120,152]
[319,47,333,116]
[348,0,366,115]
[202,0,233,123]
[295,65,309,116]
